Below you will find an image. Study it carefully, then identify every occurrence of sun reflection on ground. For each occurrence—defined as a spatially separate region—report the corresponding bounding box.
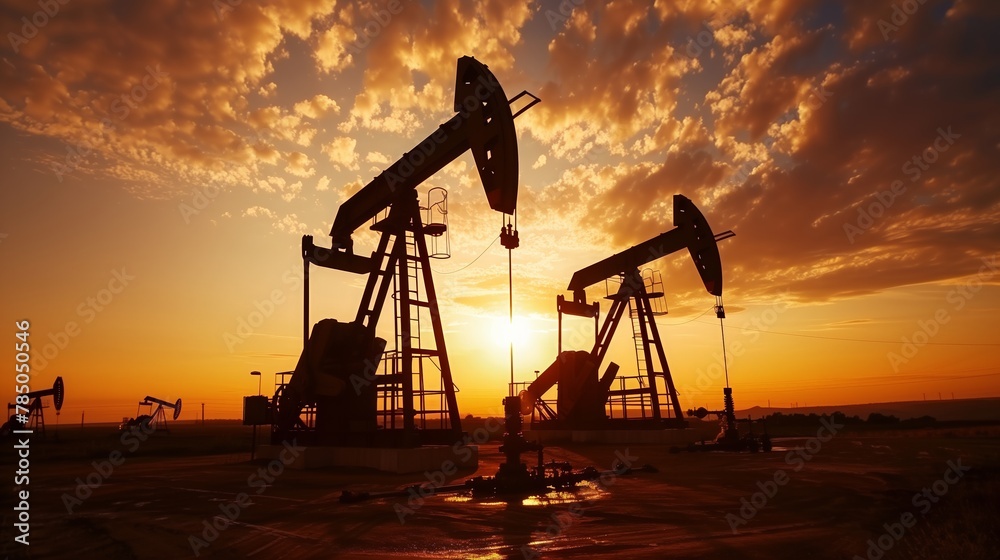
[441,483,607,507]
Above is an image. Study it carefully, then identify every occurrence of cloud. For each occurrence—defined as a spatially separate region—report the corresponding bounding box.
[707,27,829,140]
[322,136,359,171]
[366,151,389,164]
[253,174,303,202]
[528,0,1000,306]
[258,82,277,98]
[249,106,318,147]
[1,0,997,310]
[242,206,306,233]
[0,0,340,194]
[337,0,533,133]
[315,20,358,74]
[281,181,303,202]
[522,2,703,157]
[243,206,276,219]
[285,151,316,178]
[254,176,284,194]
[275,213,307,234]
[293,94,340,120]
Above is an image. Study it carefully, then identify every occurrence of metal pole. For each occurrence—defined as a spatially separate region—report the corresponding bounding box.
[508,245,514,397]
[557,297,562,355]
[304,239,310,348]
[719,317,730,388]
[594,306,598,344]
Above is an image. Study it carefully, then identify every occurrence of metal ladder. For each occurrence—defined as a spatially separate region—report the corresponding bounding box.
[381,229,450,430]
[627,300,650,419]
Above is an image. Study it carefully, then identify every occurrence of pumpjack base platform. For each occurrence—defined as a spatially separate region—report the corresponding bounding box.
[257,444,478,474]
[524,429,698,445]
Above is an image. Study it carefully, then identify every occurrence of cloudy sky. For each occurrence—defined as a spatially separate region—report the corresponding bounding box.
[1,0,998,422]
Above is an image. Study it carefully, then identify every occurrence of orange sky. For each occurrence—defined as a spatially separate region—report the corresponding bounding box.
[1,0,999,423]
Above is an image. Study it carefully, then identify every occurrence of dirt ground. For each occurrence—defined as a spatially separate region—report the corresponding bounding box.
[3,423,999,559]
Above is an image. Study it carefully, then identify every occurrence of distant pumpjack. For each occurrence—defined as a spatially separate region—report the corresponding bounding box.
[2,376,64,438]
[122,396,181,433]
[273,56,539,447]
[520,195,734,429]
[682,388,772,453]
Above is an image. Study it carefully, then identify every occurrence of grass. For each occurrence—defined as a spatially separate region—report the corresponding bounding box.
[896,467,1000,560]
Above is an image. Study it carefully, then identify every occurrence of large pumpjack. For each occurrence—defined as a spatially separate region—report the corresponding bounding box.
[273,56,539,447]
[520,195,734,430]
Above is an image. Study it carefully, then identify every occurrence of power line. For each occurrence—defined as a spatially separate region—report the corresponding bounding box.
[729,371,1000,394]
[691,319,1000,347]
[693,366,1000,393]
[655,305,716,326]
[437,235,499,274]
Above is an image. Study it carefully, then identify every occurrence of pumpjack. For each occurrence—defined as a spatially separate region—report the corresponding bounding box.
[120,396,182,433]
[519,195,734,429]
[273,56,539,447]
[2,376,64,437]
[682,389,772,452]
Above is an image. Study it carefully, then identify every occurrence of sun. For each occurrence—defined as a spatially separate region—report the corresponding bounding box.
[492,315,529,349]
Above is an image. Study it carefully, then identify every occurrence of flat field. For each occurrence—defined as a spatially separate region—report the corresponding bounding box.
[3,422,998,559]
